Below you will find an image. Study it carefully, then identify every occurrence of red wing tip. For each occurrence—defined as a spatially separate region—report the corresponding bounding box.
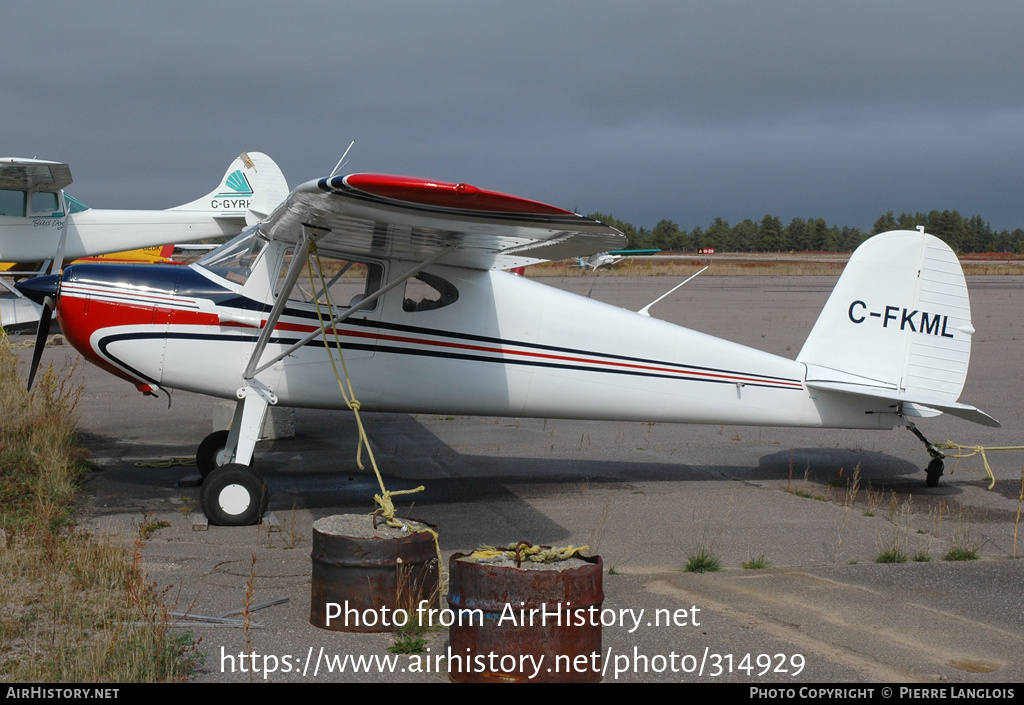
[341,173,573,216]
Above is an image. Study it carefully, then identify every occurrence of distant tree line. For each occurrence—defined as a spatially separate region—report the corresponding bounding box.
[587,210,1024,254]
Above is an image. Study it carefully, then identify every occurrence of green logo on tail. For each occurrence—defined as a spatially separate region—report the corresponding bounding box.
[216,170,253,197]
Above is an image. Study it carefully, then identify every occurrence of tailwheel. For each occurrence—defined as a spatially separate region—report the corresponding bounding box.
[907,422,947,488]
[200,464,269,526]
[925,458,944,488]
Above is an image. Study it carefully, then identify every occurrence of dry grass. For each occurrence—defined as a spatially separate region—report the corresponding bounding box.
[524,253,1024,278]
[944,509,984,561]
[0,337,200,682]
[0,349,83,532]
[875,498,914,564]
[960,263,1024,275]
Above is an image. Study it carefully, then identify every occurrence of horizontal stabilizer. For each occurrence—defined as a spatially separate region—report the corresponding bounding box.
[806,379,1000,428]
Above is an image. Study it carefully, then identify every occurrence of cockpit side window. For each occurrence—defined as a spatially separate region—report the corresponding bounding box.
[0,190,26,217]
[277,250,382,311]
[195,227,268,285]
[29,191,62,217]
[402,271,459,312]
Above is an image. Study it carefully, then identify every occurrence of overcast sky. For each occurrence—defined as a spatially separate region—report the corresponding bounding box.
[5,2,1023,231]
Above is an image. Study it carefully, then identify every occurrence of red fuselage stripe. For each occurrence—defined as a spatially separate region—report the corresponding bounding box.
[61,293,802,390]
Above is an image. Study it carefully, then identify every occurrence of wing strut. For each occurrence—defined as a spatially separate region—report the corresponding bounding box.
[244,244,457,381]
[241,224,329,381]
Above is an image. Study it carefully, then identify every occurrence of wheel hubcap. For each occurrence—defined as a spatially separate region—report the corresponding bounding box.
[219,483,251,515]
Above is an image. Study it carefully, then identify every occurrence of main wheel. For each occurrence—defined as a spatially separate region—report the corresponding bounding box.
[196,430,232,478]
[201,464,269,526]
[925,458,944,488]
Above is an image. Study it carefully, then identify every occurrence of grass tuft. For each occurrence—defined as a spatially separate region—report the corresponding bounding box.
[741,553,770,570]
[943,546,979,562]
[684,548,722,574]
[388,635,428,654]
[875,547,908,564]
[944,509,984,562]
[139,512,171,539]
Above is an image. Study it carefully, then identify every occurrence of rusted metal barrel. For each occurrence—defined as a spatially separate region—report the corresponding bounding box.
[447,552,603,682]
[310,514,439,632]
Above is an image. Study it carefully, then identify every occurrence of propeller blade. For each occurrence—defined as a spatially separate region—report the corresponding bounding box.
[16,275,62,391]
[26,295,54,391]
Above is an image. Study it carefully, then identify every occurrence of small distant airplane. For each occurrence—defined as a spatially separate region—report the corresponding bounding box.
[16,173,998,526]
[0,153,288,331]
[573,248,661,270]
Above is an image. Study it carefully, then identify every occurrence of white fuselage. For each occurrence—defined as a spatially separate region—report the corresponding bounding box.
[0,209,239,264]
[58,239,898,431]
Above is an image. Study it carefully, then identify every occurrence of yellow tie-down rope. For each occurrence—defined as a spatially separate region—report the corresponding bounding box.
[0,330,67,349]
[936,441,1024,490]
[305,247,442,566]
[466,541,590,565]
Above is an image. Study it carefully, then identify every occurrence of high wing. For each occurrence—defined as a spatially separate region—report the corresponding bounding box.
[258,173,625,270]
[0,158,73,192]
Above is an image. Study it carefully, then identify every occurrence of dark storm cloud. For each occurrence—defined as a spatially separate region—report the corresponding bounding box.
[4,1,1023,230]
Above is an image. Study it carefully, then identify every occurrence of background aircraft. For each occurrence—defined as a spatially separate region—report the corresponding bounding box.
[574,248,662,270]
[16,173,997,526]
[0,152,288,332]
[0,152,287,270]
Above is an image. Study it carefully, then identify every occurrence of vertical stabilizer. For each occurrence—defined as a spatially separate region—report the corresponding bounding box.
[798,229,973,405]
[170,152,288,220]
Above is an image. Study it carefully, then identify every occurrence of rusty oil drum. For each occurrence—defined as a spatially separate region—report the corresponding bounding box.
[310,519,439,633]
[446,552,603,682]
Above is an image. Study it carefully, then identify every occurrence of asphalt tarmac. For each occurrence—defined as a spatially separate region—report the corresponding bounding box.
[10,273,1024,684]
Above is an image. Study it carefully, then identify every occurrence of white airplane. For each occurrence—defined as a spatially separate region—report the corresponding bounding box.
[16,172,998,526]
[1,152,288,363]
[0,153,287,269]
[573,248,661,270]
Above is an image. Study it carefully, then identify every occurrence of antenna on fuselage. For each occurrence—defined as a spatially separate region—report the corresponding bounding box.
[330,141,356,179]
[637,266,708,317]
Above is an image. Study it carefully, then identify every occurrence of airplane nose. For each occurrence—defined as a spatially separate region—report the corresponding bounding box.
[55,263,182,396]
[14,274,60,305]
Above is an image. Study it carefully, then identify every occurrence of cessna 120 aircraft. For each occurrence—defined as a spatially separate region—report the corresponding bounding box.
[16,172,998,526]
[0,153,288,331]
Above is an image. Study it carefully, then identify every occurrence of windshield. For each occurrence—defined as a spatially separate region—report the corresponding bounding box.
[195,226,268,285]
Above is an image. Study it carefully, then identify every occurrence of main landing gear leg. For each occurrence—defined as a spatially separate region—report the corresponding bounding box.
[199,385,274,526]
[907,423,946,488]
